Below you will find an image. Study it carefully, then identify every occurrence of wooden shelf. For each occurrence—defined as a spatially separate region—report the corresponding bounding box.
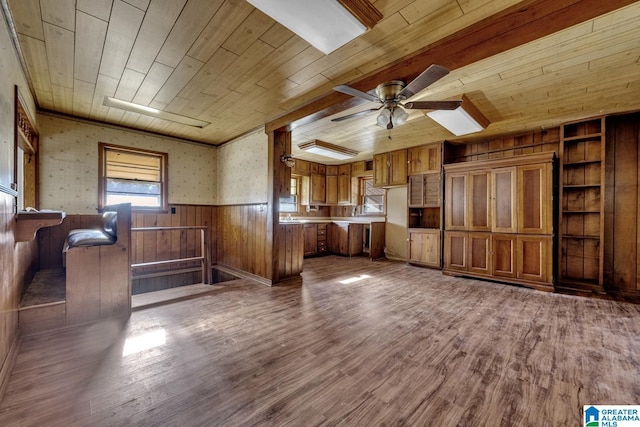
[558,116,605,291]
[562,160,601,167]
[15,211,66,242]
[562,184,601,189]
[562,133,602,143]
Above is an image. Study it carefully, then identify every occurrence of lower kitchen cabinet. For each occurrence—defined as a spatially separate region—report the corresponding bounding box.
[443,231,553,290]
[303,223,318,257]
[303,223,329,257]
[329,223,364,256]
[408,229,441,268]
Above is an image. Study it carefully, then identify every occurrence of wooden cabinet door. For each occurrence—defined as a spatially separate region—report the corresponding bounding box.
[408,175,425,207]
[468,170,491,231]
[337,174,350,204]
[310,173,326,204]
[445,172,467,230]
[303,224,317,256]
[329,223,349,255]
[517,235,551,284]
[348,223,364,256]
[293,159,310,175]
[444,231,467,271]
[467,232,491,275]
[491,234,516,278]
[518,163,551,234]
[326,175,338,204]
[408,144,441,175]
[492,167,517,233]
[424,173,440,207]
[409,229,440,267]
[389,149,408,186]
[373,153,388,187]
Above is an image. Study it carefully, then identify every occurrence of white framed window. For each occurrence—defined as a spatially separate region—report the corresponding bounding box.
[279,177,299,213]
[99,143,168,211]
[360,177,385,215]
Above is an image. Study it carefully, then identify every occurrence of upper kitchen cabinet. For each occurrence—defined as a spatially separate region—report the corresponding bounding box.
[374,149,407,187]
[408,144,442,175]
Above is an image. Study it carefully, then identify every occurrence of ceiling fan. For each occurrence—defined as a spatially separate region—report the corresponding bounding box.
[332,64,461,129]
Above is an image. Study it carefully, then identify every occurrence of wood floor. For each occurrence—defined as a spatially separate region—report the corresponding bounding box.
[1,256,639,426]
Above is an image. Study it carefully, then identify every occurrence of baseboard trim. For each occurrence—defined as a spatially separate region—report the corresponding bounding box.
[0,331,21,405]
[213,264,272,286]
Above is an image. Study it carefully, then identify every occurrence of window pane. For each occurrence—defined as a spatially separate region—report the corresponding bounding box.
[101,144,167,210]
[279,195,297,213]
[361,177,385,214]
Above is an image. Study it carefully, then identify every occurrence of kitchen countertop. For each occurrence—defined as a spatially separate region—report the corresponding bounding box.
[279,216,385,225]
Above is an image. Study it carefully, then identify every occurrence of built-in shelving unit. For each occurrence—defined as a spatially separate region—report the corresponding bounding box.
[407,143,443,269]
[558,116,605,292]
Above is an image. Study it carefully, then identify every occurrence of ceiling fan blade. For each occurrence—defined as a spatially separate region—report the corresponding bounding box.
[331,108,380,122]
[404,100,462,110]
[333,85,380,103]
[398,64,450,100]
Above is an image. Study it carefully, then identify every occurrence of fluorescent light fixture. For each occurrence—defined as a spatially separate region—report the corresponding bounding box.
[298,140,359,160]
[103,97,210,128]
[247,0,370,54]
[426,94,489,136]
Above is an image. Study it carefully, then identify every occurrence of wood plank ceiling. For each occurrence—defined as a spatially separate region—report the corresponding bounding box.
[4,0,640,164]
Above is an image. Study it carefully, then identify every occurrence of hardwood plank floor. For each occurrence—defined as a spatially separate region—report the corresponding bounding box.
[1,256,639,426]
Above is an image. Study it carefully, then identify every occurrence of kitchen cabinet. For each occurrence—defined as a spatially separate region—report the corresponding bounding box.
[444,231,467,272]
[373,149,407,187]
[329,222,364,256]
[317,223,328,255]
[468,170,492,231]
[443,153,554,290]
[408,173,440,207]
[408,229,440,268]
[310,173,326,204]
[293,159,310,175]
[468,232,491,276]
[445,171,467,230]
[303,223,318,256]
[492,167,517,233]
[326,175,338,204]
[337,164,351,204]
[408,144,441,175]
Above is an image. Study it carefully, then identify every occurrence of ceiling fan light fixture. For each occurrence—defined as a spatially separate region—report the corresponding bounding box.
[426,94,489,136]
[247,0,380,55]
[376,108,391,128]
[298,140,359,160]
[392,107,409,127]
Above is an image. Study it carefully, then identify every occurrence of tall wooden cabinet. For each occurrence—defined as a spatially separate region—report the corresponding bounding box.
[443,153,554,290]
[558,116,605,292]
[407,143,443,268]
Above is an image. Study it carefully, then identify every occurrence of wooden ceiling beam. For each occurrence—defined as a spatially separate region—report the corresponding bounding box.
[266,0,638,133]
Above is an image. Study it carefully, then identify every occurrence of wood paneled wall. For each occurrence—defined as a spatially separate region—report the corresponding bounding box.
[447,128,560,162]
[216,204,269,281]
[1,192,38,399]
[275,224,304,282]
[604,113,640,296]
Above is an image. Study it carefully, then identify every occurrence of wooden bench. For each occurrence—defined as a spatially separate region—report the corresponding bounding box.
[64,203,132,325]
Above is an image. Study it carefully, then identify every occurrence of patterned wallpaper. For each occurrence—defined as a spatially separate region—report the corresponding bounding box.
[38,114,217,214]
[217,130,268,205]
